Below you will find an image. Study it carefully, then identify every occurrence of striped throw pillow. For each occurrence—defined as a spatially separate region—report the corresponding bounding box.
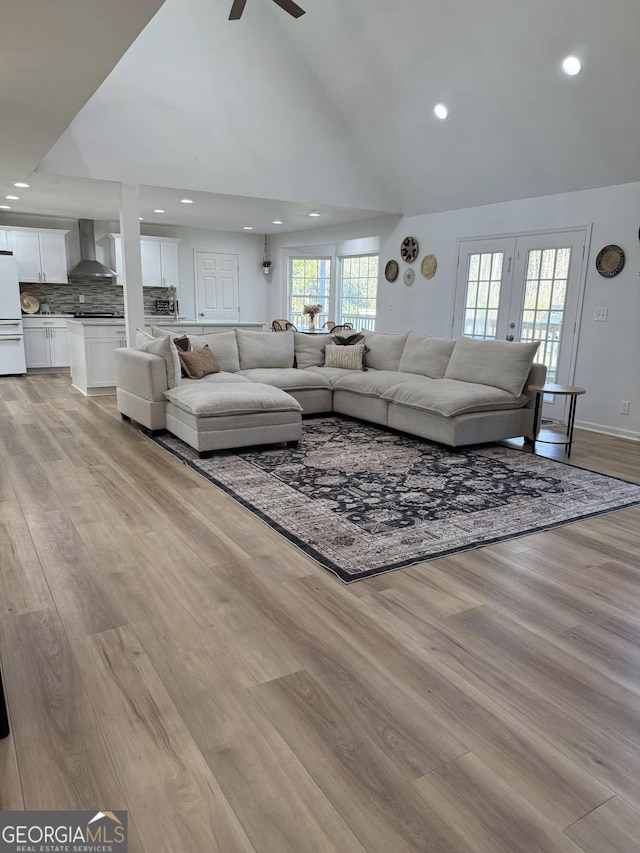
[324,343,365,370]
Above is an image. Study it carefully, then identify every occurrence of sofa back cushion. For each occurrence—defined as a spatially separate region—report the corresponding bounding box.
[189,331,240,373]
[363,331,408,371]
[135,334,181,389]
[294,331,326,370]
[444,337,540,397]
[398,332,456,378]
[236,329,295,369]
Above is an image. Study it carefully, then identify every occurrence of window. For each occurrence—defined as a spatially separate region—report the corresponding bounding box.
[339,255,378,331]
[287,252,379,331]
[289,257,331,328]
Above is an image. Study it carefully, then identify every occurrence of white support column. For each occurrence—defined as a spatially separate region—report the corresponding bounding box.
[119,183,145,345]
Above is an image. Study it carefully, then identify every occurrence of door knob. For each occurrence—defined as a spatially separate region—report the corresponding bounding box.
[199,312,204,317]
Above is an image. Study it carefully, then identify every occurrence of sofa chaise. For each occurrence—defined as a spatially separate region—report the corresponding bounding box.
[114,328,546,454]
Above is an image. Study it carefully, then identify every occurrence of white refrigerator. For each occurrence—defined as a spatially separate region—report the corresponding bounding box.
[0,251,26,375]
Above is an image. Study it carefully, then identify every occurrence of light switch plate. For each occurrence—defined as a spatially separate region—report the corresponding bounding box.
[595,307,608,321]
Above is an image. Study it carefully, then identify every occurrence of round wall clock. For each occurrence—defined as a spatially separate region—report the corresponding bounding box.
[384,259,399,282]
[595,245,625,277]
[403,268,415,286]
[400,236,419,263]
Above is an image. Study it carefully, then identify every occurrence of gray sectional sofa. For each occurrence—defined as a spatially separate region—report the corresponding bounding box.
[114,328,546,452]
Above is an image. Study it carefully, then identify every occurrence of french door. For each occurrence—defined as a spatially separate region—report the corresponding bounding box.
[453,229,588,420]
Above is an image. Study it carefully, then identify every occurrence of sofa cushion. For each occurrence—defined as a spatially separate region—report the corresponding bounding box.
[182,372,251,387]
[398,332,456,378]
[189,331,240,373]
[305,366,359,385]
[383,379,528,417]
[363,331,408,371]
[334,370,428,397]
[444,337,540,397]
[236,329,294,369]
[294,332,326,370]
[324,343,365,370]
[237,368,331,391]
[178,345,220,380]
[163,383,302,416]
[135,334,181,389]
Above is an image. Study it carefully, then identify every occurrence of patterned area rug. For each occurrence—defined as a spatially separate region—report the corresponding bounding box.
[146,417,640,582]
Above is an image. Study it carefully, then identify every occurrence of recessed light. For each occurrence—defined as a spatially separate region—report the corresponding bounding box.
[14,182,30,188]
[180,198,194,204]
[272,220,284,225]
[562,55,582,76]
[308,212,320,217]
[434,103,449,120]
[153,209,166,214]
[139,217,144,221]
[243,226,253,230]
[5,195,19,200]
[0,205,11,210]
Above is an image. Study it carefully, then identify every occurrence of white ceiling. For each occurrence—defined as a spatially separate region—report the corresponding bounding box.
[4,0,640,232]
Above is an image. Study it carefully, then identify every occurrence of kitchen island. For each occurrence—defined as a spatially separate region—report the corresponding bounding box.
[68,318,266,396]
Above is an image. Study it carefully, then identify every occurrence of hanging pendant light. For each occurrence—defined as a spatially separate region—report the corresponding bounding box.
[262,235,272,275]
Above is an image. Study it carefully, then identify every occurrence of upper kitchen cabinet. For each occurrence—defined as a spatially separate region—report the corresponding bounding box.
[110,235,180,288]
[5,228,69,283]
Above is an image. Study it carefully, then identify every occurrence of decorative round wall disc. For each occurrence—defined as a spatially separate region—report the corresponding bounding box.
[420,253,437,279]
[384,260,399,282]
[595,245,625,277]
[400,236,419,263]
[20,293,40,313]
[403,268,415,286]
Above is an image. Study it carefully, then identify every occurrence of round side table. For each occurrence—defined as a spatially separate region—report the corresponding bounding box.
[528,383,586,458]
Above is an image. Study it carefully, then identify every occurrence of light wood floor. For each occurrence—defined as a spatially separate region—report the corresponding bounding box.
[1,374,640,853]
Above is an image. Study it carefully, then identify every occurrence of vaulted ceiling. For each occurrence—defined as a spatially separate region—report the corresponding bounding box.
[5,0,640,231]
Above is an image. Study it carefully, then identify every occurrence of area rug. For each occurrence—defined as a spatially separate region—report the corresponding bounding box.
[145,417,640,582]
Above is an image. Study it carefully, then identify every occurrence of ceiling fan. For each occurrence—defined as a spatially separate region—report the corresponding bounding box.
[229,0,306,20]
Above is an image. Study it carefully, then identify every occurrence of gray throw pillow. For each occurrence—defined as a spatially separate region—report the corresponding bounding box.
[444,337,540,397]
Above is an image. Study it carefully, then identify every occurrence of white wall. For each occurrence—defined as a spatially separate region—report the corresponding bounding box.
[378,182,640,439]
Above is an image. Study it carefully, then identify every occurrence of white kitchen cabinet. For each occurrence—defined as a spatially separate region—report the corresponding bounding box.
[23,317,70,368]
[68,321,128,395]
[110,234,180,287]
[7,229,69,283]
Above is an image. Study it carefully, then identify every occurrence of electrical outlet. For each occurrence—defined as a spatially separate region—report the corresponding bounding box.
[78,294,85,303]
[620,400,630,415]
[388,300,393,311]
[595,307,608,321]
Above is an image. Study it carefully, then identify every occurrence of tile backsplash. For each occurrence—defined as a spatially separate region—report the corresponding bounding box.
[19,279,173,315]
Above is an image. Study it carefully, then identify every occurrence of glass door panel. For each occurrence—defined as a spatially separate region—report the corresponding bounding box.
[455,230,587,422]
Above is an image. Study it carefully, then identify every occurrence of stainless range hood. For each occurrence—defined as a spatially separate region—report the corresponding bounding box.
[67,219,116,279]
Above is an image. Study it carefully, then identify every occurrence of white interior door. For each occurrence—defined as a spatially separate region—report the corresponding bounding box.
[195,252,239,322]
[453,229,588,420]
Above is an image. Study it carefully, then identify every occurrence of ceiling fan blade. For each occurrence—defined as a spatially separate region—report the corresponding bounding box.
[272,0,306,18]
[229,0,248,20]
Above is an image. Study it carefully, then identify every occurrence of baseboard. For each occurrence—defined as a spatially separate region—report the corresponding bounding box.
[576,420,640,441]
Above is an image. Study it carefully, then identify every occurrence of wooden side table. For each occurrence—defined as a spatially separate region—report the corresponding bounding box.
[529,383,586,458]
